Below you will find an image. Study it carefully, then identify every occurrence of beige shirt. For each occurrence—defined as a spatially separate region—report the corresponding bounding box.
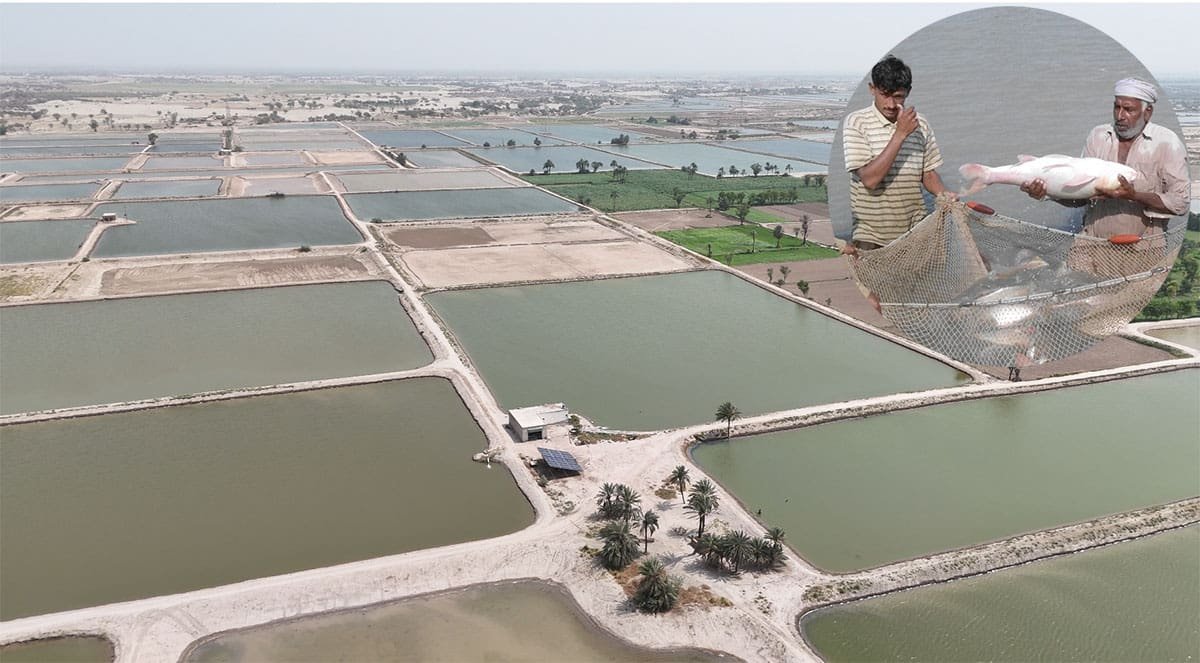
[844,103,943,246]
[1081,121,1191,237]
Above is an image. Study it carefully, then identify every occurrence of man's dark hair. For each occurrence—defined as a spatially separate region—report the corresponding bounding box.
[871,55,912,93]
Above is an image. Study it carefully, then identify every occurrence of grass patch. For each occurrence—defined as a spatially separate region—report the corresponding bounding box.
[656,225,837,265]
[523,169,825,213]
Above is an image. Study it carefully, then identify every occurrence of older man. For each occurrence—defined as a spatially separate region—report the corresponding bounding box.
[842,55,956,255]
[1021,78,1190,237]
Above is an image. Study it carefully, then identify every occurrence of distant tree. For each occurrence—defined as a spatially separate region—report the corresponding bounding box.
[800,214,810,245]
[734,203,751,225]
[715,402,741,437]
[506,139,517,147]
[610,159,619,169]
[88,119,99,132]
[796,279,810,295]
[729,165,740,176]
[767,267,775,282]
[598,520,640,570]
[576,158,591,174]
[542,159,555,174]
[716,167,725,179]
[640,510,659,553]
[779,265,790,283]
[591,160,603,173]
[671,187,687,208]
[750,163,763,177]
[667,465,690,504]
[632,557,681,612]
[483,141,491,148]
[147,132,158,145]
[705,196,715,211]
[533,137,542,147]
[609,189,620,210]
[688,162,698,177]
[773,224,784,248]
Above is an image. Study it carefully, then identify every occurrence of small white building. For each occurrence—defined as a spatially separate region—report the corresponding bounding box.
[508,403,569,442]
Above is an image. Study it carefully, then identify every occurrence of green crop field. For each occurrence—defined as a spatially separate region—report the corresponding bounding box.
[656,225,838,266]
[522,170,826,213]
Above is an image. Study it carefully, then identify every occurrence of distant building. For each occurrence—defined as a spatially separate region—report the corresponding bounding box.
[508,403,569,442]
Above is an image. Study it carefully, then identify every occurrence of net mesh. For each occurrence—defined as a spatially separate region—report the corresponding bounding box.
[849,200,1182,368]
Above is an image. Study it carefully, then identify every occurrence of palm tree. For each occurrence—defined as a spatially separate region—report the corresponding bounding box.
[715,402,742,437]
[667,465,690,504]
[598,519,640,570]
[609,189,619,210]
[616,484,642,522]
[693,532,720,564]
[723,530,755,573]
[640,510,659,553]
[765,527,786,546]
[632,557,680,612]
[595,482,619,517]
[542,159,555,175]
[685,480,719,537]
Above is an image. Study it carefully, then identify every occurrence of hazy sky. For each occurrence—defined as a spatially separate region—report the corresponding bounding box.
[1,3,1196,78]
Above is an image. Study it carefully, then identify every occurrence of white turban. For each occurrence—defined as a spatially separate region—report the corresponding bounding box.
[1114,78,1157,104]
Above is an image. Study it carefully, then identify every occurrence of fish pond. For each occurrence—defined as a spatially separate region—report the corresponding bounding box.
[346,187,578,222]
[443,128,567,147]
[336,169,517,193]
[0,182,100,204]
[522,123,654,145]
[801,526,1200,662]
[356,129,470,148]
[406,149,487,169]
[728,138,831,165]
[1148,324,1200,351]
[0,378,533,619]
[0,143,145,158]
[0,636,114,663]
[427,270,965,430]
[692,369,1200,572]
[139,155,226,170]
[0,219,94,264]
[0,281,431,414]
[606,142,809,176]
[0,157,131,174]
[183,581,725,663]
[90,196,361,257]
[110,178,222,199]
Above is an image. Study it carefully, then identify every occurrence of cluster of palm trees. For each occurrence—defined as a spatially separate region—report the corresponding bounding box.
[593,482,679,612]
[692,527,787,574]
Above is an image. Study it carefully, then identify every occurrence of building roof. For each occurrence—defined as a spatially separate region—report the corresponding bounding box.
[509,403,568,429]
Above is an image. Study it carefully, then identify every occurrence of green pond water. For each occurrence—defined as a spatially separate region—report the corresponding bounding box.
[0,219,94,264]
[427,271,964,430]
[1149,324,1200,351]
[345,187,578,221]
[802,526,1200,662]
[0,182,100,203]
[110,178,221,199]
[336,169,515,192]
[608,143,809,176]
[465,145,657,174]
[183,581,726,663]
[0,281,431,414]
[692,369,1200,572]
[0,636,114,663]
[444,128,567,148]
[524,123,654,145]
[0,157,131,174]
[357,129,471,148]
[406,149,487,169]
[91,196,362,257]
[0,378,533,620]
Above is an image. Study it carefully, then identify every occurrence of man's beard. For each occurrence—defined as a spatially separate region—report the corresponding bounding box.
[1114,116,1147,140]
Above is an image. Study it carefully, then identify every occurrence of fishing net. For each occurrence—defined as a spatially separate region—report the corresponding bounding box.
[848,200,1182,368]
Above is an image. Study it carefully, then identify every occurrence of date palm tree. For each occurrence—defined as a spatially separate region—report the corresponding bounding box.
[724,530,755,573]
[686,480,719,537]
[640,510,659,553]
[598,519,640,570]
[632,557,681,612]
[667,465,690,504]
[715,402,742,437]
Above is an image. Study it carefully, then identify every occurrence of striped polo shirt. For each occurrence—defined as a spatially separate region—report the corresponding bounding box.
[844,103,943,246]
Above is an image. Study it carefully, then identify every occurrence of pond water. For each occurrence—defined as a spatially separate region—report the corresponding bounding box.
[356,129,471,148]
[0,219,94,264]
[110,178,222,199]
[692,369,1200,572]
[0,281,431,414]
[239,152,310,167]
[1,143,145,158]
[0,182,100,204]
[0,378,533,619]
[443,129,568,148]
[1148,324,1200,351]
[183,581,725,663]
[465,145,658,175]
[427,270,965,430]
[405,149,487,169]
[727,138,831,165]
[0,636,114,663]
[346,187,579,222]
[91,195,361,257]
[336,169,517,192]
[0,157,131,174]
[522,124,654,145]
[235,138,367,151]
[607,143,810,176]
[802,526,1200,662]
[139,155,226,170]
[148,141,220,154]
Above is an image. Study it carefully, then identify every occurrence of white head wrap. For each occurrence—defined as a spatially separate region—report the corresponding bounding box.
[1114,78,1157,104]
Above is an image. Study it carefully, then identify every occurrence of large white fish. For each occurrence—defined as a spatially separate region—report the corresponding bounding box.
[959,154,1137,199]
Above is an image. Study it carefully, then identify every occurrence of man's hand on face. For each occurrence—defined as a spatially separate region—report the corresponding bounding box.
[1095,175,1136,201]
[896,107,919,138]
[1020,178,1048,200]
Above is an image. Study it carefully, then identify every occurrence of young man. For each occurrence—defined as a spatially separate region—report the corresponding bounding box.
[1020,78,1190,238]
[842,55,956,255]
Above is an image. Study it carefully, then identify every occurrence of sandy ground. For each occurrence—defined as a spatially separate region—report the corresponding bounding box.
[2,203,91,220]
[402,240,694,289]
[99,255,374,296]
[308,150,386,166]
[614,208,739,232]
[230,175,323,197]
[382,218,626,250]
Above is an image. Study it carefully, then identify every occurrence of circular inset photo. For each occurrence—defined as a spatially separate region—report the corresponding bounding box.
[828,7,1190,373]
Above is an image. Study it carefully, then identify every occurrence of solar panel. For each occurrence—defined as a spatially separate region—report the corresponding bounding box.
[538,447,582,473]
